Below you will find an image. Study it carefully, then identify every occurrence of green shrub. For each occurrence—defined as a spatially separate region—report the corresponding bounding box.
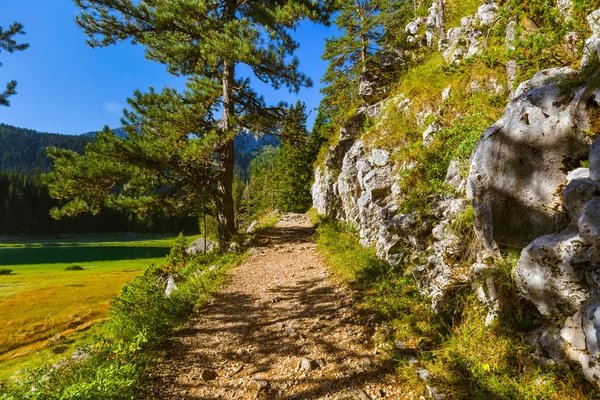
[163,232,189,272]
[64,265,84,271]
[0,269,13,275]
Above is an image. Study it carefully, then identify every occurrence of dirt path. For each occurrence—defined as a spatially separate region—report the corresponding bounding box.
[147,214,405,399]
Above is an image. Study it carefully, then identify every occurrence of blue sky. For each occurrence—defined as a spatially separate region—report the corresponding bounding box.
[0,1,335,135]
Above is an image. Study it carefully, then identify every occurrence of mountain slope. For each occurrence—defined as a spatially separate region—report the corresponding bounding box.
[0,123,280,176]
[0,124,93,174]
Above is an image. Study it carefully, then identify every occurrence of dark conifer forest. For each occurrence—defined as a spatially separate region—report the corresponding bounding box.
[0,123,197,234]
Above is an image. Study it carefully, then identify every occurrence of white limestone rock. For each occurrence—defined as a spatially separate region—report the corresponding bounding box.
[567,168,590,183]
[590,137,600,181]
[513,231,590,316]
[476,2,499,27]
[422,120,442,148]
[468,68,592,251]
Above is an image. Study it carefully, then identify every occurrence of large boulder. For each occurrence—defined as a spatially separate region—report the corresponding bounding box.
[468,67,592,251]
[514,173,600,387]
[187,238,218,254]
[513,230,590,316]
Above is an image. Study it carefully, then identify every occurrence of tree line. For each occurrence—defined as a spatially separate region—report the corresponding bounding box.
[237,102,327,219]
[2,0,416,246]
[0,171,197,234]
[0,124,93,175]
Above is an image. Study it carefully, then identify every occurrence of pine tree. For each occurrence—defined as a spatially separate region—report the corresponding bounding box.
[248,146,281,214]
[0,22,29,107]
[44,86,217,223]
[320,0,417,124]
[308,107,332,159]
[321,0,381,121]
[246,101,318,214]
[69,0,331,247]
[277,101,313,212]
[164,232,190,272]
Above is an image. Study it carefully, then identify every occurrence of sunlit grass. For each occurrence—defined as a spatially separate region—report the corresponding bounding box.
[0,235,199,380]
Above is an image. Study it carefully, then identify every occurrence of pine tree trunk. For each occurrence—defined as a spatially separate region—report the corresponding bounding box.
[216,59,237,249]
[357,0,367,64]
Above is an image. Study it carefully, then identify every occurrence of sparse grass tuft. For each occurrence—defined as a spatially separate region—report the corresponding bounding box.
[448,205,480,263]
[445,0,485,28]
[306,207,322,227]
[255,209,281,231]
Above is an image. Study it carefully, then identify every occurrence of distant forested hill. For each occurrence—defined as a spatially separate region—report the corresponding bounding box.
[0,123,279,177]
[0,123,279,234]
[0,124,93,174]
[234,130,280,179]
[81,126,127,138]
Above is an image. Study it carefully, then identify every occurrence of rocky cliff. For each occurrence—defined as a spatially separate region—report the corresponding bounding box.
[313,0,600,387]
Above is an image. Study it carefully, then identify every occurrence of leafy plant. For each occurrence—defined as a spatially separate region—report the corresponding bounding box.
[164,233,189,272]
[64,265,84,271]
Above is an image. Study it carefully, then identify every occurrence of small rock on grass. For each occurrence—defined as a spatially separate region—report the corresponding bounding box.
[201,369,217,381]
[426,385,446,399]
[417,368,434,382]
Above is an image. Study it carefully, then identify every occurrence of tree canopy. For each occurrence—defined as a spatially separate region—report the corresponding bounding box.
[245,101,323,214]
[44,0,331,247]
[44,85,217,220]
[321,0,382,119]
[320,0,423,123]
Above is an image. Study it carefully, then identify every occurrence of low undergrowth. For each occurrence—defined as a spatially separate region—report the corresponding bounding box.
[315,220,598,399]
[0,236,245,400]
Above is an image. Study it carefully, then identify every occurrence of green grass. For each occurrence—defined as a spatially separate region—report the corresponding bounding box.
[0,233,183,248]
[315,221,598,399]
[445,0,484,28]
[0,234,201,380]
[0,238,245,399]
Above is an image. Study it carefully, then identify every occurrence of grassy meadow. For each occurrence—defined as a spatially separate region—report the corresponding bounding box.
[0,234,197,379]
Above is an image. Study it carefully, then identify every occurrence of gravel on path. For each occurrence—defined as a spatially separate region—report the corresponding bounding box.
[146,213,407,400]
